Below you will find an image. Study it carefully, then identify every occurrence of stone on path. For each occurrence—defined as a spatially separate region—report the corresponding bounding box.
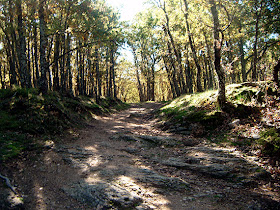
[63,181,143,209]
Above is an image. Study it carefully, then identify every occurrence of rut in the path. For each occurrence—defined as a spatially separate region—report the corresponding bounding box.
[1,103,280,210]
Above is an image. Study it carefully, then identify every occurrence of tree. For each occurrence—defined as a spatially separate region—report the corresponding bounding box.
[209,0,226,109]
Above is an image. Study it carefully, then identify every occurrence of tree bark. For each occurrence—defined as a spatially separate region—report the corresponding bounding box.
[209,0,226,109]
[238,23,246,82]
[95,47,102,98]
[203,31,214,89]
[53,33,60,91]
[162,2,184,94]
[132,47,145,102]
[273,58,280,90]
[39,0,49,94]
[16,0,30,88]
[183,0,203,92]
[66,33,73,95]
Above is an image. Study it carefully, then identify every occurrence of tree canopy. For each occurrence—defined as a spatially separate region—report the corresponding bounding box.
[0,0,279,105]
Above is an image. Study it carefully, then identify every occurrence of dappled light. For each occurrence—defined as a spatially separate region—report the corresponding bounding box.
[0,0,280,209]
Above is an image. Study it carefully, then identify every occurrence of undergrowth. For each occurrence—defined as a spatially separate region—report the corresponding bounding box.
[158,81,279,158]
[0,87,129,162]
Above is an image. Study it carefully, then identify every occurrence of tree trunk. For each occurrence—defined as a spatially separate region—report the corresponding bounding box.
[185,50,193,94]
[273,58,280,90]
[183,0,203,92]
[66,33,73,95]
[209,0,226,109]
[95,47,102,98]
[238,23,246,82]
[16,0,30,88]
[162,2,184,94]
[203,31,214,89]
[53,33,60,91]
[132,47,145,102]
[163,55,177,98]
[252,12,260,81]
[33,20,39,87]
[39,0,49,94]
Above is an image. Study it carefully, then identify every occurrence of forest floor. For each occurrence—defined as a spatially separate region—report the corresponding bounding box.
[1,103,280,209]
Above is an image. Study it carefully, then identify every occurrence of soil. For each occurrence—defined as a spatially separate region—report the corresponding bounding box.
[1,103,280,209]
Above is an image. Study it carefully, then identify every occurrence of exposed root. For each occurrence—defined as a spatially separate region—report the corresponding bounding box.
[0,173,17,194]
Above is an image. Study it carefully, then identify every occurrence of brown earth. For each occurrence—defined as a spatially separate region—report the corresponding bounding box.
[1,103,280,209]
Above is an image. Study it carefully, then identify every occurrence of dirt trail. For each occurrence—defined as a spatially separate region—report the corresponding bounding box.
[2,103,280,209]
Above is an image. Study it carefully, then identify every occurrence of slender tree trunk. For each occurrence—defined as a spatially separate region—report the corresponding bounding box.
[203,32,214,89]
[185,58,193,94]
[209,0,226,109]
[162,2,184,94]
[163,56,177,98]
[60,34,66,93]
[95,47,102,98]
[132,47,145,102]
[164,36,181,97]
[252,3,262,81]
[0,64,3,88]
[39,0,49,94]
[53,33,60,91]
[238,24,246,82]
[16,0,30,88]
[33,21,39,87]
[183,0,203,92]
[4,41,17,86]
[105,48,110,97]
[273,58,280,90]
[151,61,155,101]
[27,34,32,86]
[66,33,73,95]
[109,42,114,98]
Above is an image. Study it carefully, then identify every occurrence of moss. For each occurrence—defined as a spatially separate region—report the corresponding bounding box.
[258,128,280,156]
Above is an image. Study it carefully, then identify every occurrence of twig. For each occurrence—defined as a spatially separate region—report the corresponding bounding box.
[0,173,17,194]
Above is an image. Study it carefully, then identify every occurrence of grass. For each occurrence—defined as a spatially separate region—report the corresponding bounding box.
[159,82,267,125]
[158,81,280,158]
[0,87,129,162]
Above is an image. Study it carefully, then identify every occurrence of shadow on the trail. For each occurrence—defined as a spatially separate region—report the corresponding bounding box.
[3,103,280,209]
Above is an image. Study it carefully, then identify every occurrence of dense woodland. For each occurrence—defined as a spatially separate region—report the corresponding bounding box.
[0,0,279,105]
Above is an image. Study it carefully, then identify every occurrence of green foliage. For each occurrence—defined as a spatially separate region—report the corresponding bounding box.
[258,128,280,156]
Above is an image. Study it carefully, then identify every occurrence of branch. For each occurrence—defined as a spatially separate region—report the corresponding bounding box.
[0,173,17,194]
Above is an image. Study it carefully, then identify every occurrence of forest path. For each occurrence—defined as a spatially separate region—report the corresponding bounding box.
[5,103,280,209]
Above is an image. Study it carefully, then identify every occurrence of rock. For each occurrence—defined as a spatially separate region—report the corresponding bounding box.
[252,168,270,179]
[179,131,192,135]
[175,127,188,132]
[0,186,24,210]
[183,139,200,146]
[162,157,231,178]
[112,133,181,147]
[63,181,143,209]
[122,147,138,154]
[136,169,190,191]
[111,134,142,142]
[137,135,180,147]
[229,119,240,128]
[129,113,143,118]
